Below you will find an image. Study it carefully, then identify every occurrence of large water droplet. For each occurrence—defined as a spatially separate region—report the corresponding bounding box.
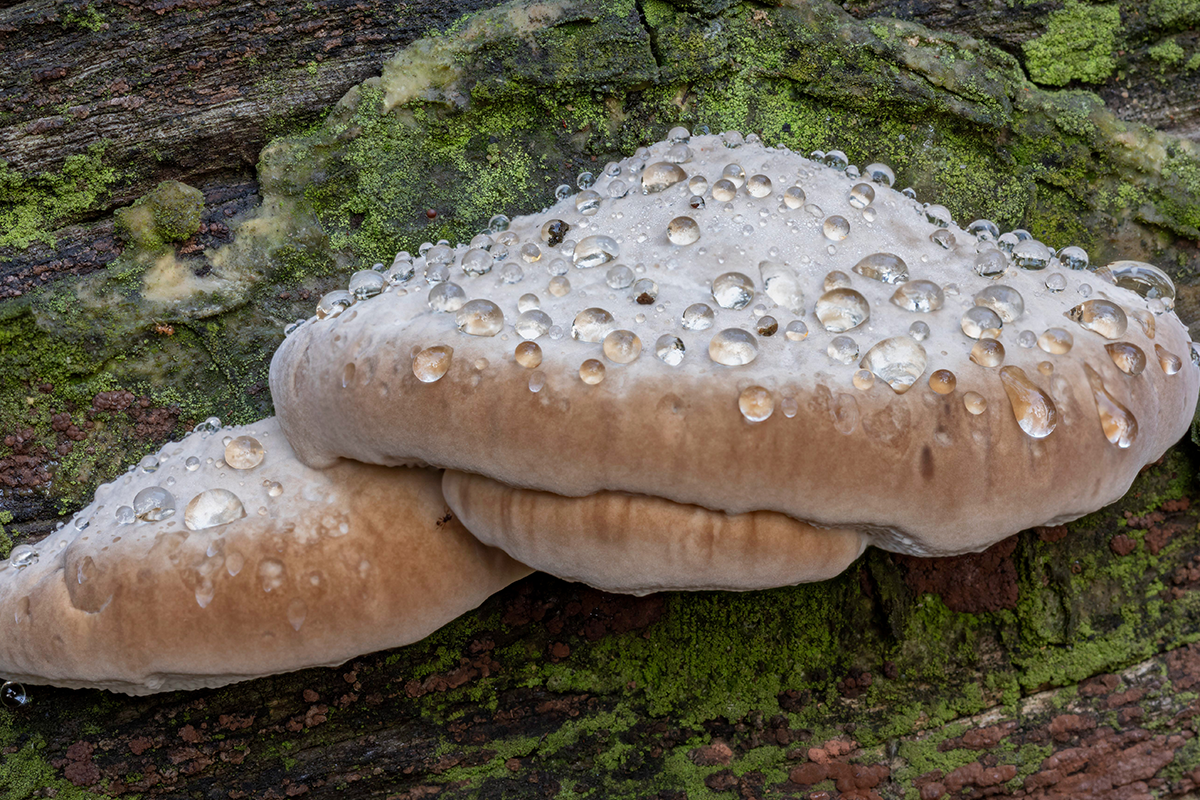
[225,436,264,470]
[822,215,850,241]
[259,559,285,593]
[1084,363,1137,449]
[316,290,354,319]
[738,386,774,422]
[573,235,619,268]
[1105,342,1146,376]
[455,299,504,336]
[924,204,952,227]
[860,337,927,394]
[515,309,552,340]
[1094,261,1175,308]
[667,216,700,245]
[603,330,642,364]
[1036,328,1073,355]
[1058,245,1089,270]
[1067,299,1127,339]
[184,489,247,531]
[783,185,806,209]
[852,253,908,284]
[134,486,176,521]
[712,272,755,309]
[9,545,38,569]
[515,341,543,369]
[1012,239,1052,270]
[746,174,772,198]
[642,162,687,193]
[929,369,956,394]
[349,270,385,300]
[655,335,686,366]
[682,303,715,330]
[961,307,1002,339]
[890,280,944,313]
[816,288,870,332]
[827,336,859,364]
[709,329,759,366]
[606,265,634,289]
[759,261,805,314]
[974,285,1024,323]
[848,183,875,209]
[970,338,1005,368]
[1155,344,1183,375]
[712,179,737,202]
[571,308,616,342]
[974,247,1008,279]
[579,359,606,385]
[963,391,987,415]
[428,282,466,312]
[412,345,453,383]
[632,279,658,305]
[999,366,1057,439]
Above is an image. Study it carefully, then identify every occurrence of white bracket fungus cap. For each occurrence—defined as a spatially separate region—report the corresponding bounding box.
[270,132,1199,579]
[0,417,530,694]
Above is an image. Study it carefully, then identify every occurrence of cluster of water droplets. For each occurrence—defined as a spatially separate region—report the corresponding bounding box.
[290,127,1194,445]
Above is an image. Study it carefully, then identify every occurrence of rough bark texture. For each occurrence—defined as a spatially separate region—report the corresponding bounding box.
[2,0,1200,798]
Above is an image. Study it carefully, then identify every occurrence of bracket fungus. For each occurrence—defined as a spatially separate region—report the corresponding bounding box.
[271,131,1199,593]
[0,417,530,694]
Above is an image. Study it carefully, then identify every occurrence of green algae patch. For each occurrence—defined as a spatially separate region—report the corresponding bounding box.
[1023,1,1122,87]
[0,143,120,250]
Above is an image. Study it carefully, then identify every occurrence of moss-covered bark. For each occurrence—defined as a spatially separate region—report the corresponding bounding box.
[2,0,1200,796]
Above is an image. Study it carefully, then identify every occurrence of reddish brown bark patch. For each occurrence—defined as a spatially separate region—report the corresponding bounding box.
[896,536,1019,613]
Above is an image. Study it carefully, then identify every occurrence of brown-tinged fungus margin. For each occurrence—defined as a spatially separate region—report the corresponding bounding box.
[0,417,530,695]
[270,131,1199,590]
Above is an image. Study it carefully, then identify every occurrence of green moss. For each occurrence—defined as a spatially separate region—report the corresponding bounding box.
[0,143,120,249]
[1147,0,1200,29]
[0,714,116,800]
[61,5,106,32]
[0,510,11,559]
[1187,52,1200,71]
[1149,38,1186,67]
[114,180,204,250]
[1023,2,1122,86]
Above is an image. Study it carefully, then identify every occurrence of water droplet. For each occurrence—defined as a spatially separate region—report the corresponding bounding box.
[785,320,809,341]
[459,248,491,277]
[930,229,955,249]
[603,330,642,364]
[1093,260,1176,309]
[722,163,746,186]
[1038,361,1054,376]
[929,369,956,394]
[1083,363,1137,448]
[266,481,284,497]
[755,316,778,336]
[687,175,709,195]
[712,179,737,202]
[632,279,659,305]
[908,321,930,341]
[540,219,570,247]
[816,288,870,332]
[571,308,616,342]
[134,486,175,521]
[963,391,987,415]
[738,386,774,422]
[1129,308,1155,338]
[852,253,908,284]
[709,329,759,366]
[823,271,852,291]
[970,338,1005,367]
[259,559,285,592]
[575,190,601,216]
[783,185,806,209]
[848,183,875,209]
[184,489,247,531]
[852,369,876,390]
[999,366,1057,438]
[890,280,944,313]
[642,162,688,193]
[316,290,354,319]
[1105,342,1146,376]
[455,299,504,336]
[1155,344,1183,375]
[349,270,385,300]
[712,272,755,309]
[1057,245,1089,270]
[573,235,619,268]
[650,334,685,366]
[1036,328,1073,355]
[759,261,804,314]
[823,215,850,241]
[974,247,1008,279]
[823,150,849,171]
[860,337,928,394]
[1012,239,1052,270]
[579,359,606,385]
[1045,273,1067,293]
[225,436,264,470]
[1067,299,1127,339]
[287,598,308,632]
[9,545,38,569]
[961,307,1003,340]
[865,162,895,185]
[139,455,160,474]
[745,174,772,198]
[428,282,466,312]
[967,219,1000,241]
[1,682,29,708]
[827,336,859,364]
[412,345,453,383]
[924,204,952,227]
[974,285,1025,323]
[606,265,635,290]
[678,303,714,331]
[514,341,544,369]
[115,505,136,525]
